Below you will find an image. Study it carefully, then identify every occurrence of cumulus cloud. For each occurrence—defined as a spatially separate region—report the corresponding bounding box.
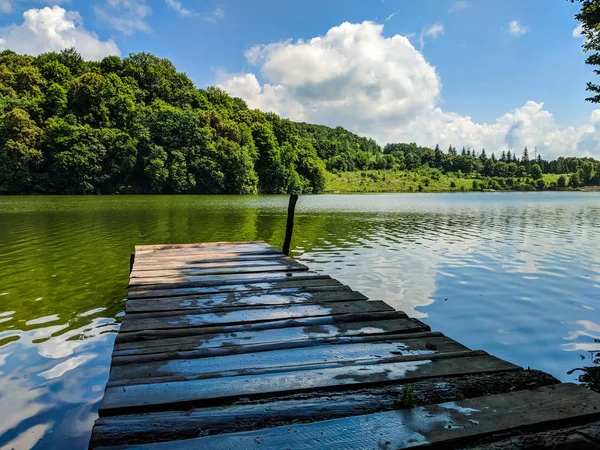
[508,20,528,36]
[218,21,600,159]
[95,0,151,35]
[0,6,120,60]
[448,1,467,13]
[573,23,584,38]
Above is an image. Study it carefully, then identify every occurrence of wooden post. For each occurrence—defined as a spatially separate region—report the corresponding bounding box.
[282,192,299,256]
[129,252,135,274]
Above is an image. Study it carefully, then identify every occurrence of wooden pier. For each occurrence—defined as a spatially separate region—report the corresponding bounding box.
[91,241,600,449]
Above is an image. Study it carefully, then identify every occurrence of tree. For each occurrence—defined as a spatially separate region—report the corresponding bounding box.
[522,147,530,172]
[0,108,42,193]
[558,174,568,188]
[570,170,583,187]
[44,83,67,117]
[530,163,543,180]
[571,0,600,102]
[479,149,487,163]
[252,122,287,193]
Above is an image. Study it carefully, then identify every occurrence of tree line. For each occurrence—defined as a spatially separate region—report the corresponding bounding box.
[0,49,328,194]
[0,49,598,194]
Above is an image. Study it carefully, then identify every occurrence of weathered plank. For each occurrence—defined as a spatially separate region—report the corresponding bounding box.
[131,264,308,279]
[108,336,468,384]
[132,256,302,270]
[128,270,328,289]
[114,311,412,344]
[98,352,520,416]
[104,384,600,450]
[111,331,443,364]
[125,288,367,313]
[127,278,344,299]
[135,241,270,252]
[90,371,559,447]
[135,244,280,258]
[133,253,288,267]
[113,319,432,356]
[119,301,396,332]
[124,299,387,320]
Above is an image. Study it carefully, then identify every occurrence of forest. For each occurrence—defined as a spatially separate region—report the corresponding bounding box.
[0,48,599,195]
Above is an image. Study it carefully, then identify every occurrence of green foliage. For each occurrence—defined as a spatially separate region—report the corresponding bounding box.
[0,50,329,194]
[397,386,415,408]
[530,163,543,180]
[571,0,600,102]
[558,174,568,188]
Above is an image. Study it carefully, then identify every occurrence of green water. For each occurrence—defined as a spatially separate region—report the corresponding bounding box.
[0,193,599,449]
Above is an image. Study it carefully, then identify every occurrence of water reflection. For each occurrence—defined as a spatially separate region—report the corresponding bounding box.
[0,193,599,448]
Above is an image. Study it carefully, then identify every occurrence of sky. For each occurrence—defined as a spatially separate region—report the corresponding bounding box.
[0,0,597,159]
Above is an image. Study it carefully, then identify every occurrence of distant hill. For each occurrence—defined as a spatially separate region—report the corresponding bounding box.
[0,48,598,195]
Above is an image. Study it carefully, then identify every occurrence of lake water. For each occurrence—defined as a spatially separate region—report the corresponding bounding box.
[0,192,599,449]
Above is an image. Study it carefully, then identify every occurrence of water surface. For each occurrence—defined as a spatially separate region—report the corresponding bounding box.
[0,193,599,449]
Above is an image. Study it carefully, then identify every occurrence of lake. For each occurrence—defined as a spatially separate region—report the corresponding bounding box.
[0,192,599,449]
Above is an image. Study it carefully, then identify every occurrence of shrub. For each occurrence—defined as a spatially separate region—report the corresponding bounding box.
[450,181,456,188]
[557,175,567,188]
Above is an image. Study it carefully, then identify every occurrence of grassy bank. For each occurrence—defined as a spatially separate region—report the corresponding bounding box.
[324,170,563,193]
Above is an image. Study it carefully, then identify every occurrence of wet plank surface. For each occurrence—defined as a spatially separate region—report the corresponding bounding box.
[90,242,600,449]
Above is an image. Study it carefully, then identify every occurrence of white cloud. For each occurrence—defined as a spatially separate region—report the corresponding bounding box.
[448,1,467,13]
[0,6,120,60]
[508,20,528,36]
[95,0,151,35]
[573,23,584,38]
[419,22,444,49]
[218,21,600,159]
[165,0,192,16]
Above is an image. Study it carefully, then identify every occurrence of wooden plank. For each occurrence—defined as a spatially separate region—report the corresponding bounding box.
[133,253,287,267]
[127,278,344,299]
[111,331,443,364]
[113,319,431,355]
[106,384,600,450]
[98,352,520,416]
[135,244,280,258]
[135,250,283,261]
[108,336,468,384]
[124,299,386,320]
[119,301,395,332]
[128,271,328,289]
[90,371,559,448]
[125,289,367,313]
[114,311,411,344]
[131,258,306,272]
[135,241,269,252]
[130,265,309,279]
[136,242,275,252]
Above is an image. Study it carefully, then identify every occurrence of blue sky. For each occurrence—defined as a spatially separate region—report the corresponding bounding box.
[0,0,596,158]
